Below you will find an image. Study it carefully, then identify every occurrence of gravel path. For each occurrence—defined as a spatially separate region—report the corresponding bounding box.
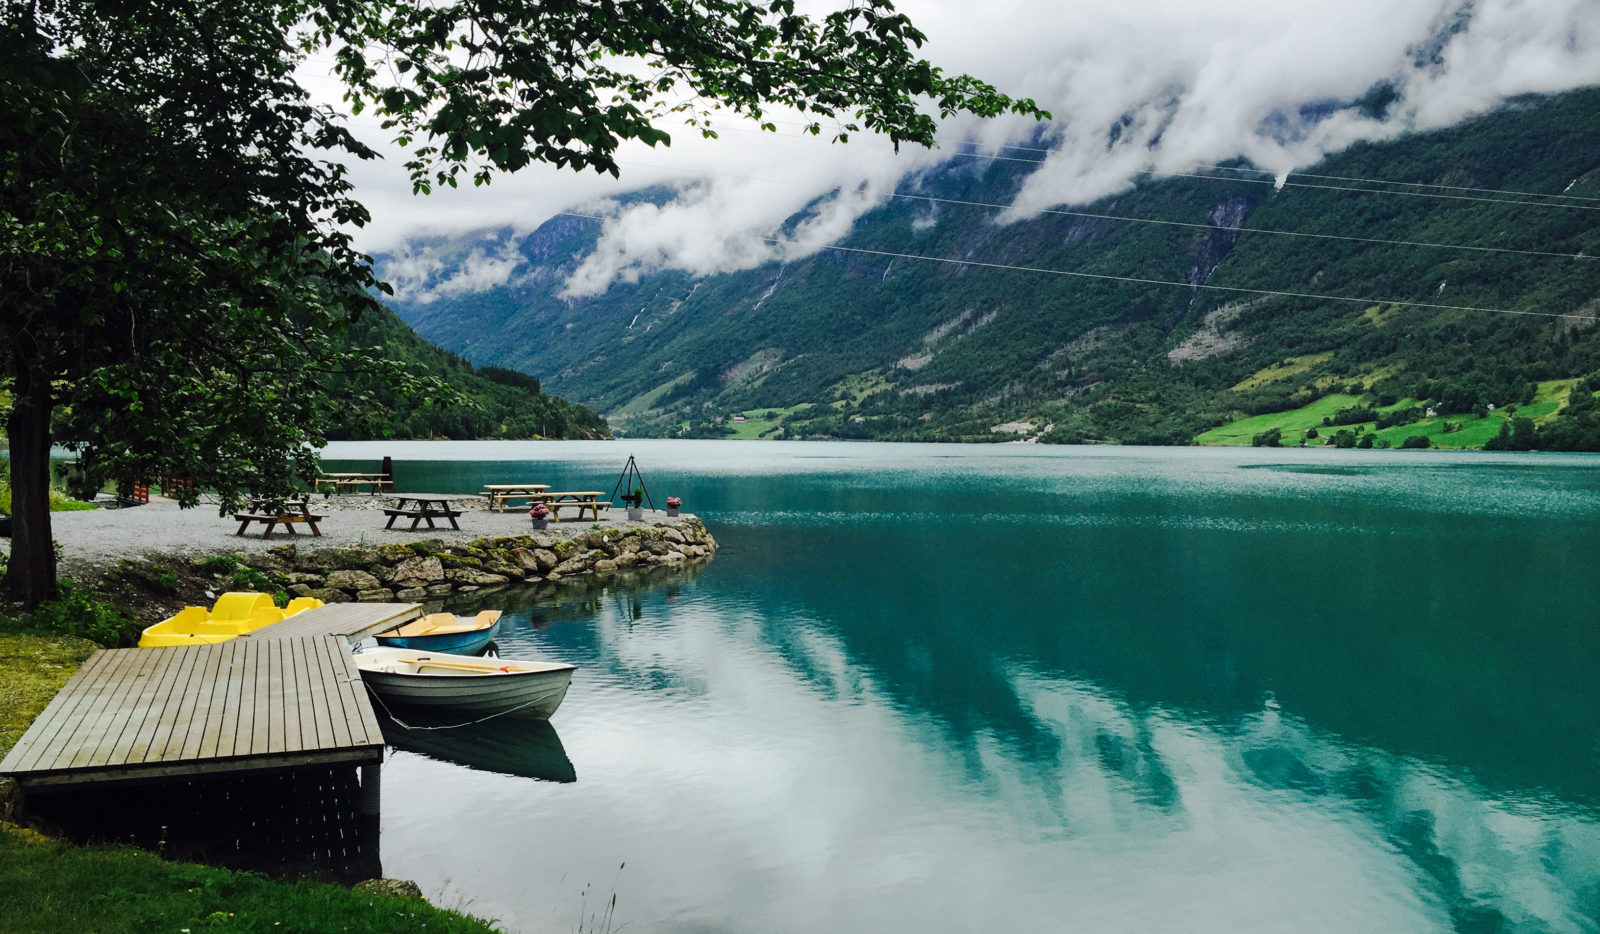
[34,494,675,581]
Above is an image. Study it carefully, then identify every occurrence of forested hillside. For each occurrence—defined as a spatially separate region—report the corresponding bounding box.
[345,304,609,440]
[379,88,1600,450]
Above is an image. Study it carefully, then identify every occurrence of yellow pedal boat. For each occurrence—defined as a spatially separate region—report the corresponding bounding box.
[138,592,324,647]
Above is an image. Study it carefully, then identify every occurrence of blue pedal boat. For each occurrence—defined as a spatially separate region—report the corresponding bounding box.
[375,610,501,655]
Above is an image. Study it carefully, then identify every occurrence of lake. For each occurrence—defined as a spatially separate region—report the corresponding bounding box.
[323,440,1600,933]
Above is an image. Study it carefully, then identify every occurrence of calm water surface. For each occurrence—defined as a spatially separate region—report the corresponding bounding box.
[324,441,1600,933]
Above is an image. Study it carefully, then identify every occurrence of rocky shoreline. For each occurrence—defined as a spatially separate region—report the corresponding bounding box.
[224,518,717,604]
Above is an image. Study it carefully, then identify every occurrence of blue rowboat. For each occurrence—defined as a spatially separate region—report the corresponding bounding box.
[375,610,501,655]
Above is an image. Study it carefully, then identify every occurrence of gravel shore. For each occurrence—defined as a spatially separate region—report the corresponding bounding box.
[36,494,680,582]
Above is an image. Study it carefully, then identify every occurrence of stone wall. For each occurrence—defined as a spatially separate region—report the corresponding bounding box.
[234,518,718,603]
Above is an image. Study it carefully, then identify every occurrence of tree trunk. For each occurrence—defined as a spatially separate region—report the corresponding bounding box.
[4,344,57,609]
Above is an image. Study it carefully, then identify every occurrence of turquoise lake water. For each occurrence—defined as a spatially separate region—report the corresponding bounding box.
[323,440,1600,933]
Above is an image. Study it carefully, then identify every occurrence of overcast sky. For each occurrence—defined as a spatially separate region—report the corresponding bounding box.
[305,0,1600,299]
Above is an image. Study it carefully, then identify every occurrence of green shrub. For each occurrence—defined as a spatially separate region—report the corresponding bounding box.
[1401,435,1432,449]
[27,581,143,648]
[229,567,274,592]
[194,555,239,576]
[1251,427,1283,447]
[147,565,180,595]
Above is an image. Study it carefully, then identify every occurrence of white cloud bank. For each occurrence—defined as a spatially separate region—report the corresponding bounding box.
[319,0,1600,297]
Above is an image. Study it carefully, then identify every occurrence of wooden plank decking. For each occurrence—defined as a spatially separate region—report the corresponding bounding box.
[0,636,383,790]
[244,602,421,642]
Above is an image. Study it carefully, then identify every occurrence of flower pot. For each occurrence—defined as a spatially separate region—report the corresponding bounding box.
[626,507,643,521]
[667,508,680,517]
[530,517,549,530]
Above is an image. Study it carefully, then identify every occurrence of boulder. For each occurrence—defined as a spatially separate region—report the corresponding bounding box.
[283,572,325,587]
[353,878,424,900]
[446,568,510,587]
[425,583,454,596]
[662,528,687,545]
[356,588,395,602]
[332,547,381,570]
[375,543,420,563]
[394,587,428,601]
[391,556,444,583]
[593,558,619,573]
[528,531,564,550]
[307,587,352,604]
[324,569,382,592]
[286,583,315,597]
[532,549,559,572]
[553,556,592,576]
[510,547,542,573]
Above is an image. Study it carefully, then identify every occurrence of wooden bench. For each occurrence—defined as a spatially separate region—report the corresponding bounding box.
[481,484,551,512]
[482,492,550,512]
[543,499,611,522]
[382,494,463,531]
[315,474,393,496]
[233,511,324,538]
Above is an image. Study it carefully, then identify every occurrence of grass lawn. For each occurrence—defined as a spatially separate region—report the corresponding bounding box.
[0,632,98,759]
[0,823,496,933]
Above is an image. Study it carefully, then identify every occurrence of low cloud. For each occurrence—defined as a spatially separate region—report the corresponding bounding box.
[313,0,1600,297]
[384,235,524,304]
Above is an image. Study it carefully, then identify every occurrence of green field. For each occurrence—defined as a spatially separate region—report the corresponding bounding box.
[726,404,812,439]
[1195,380,1580,449]
[1194,394,1366,445]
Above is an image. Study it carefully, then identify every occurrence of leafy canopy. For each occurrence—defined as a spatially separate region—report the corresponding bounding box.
[311,0,1045,188]
[2,0,1039,605]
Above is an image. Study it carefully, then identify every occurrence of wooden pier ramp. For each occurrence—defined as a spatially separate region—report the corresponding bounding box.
[0,603,420,796]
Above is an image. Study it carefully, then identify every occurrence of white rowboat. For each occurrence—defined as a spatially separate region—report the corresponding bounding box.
[354,647,576,719]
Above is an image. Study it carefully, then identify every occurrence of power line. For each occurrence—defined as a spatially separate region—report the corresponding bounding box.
[933,135,1600,205]
[725,118,1600,210]
[1188,162,1600,204]
[945,148,1600,212]
[556,211,1597,321]
[614,157,1592,262]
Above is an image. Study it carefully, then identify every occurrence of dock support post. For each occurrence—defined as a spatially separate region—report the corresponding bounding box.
[359,762,382,815]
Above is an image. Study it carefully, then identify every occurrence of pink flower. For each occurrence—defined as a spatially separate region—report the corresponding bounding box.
[529,503,550,518]
[666,497,681,508]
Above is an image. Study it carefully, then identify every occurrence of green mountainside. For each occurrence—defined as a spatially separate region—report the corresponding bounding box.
[345,303,609,440]
[379,87,1600,449]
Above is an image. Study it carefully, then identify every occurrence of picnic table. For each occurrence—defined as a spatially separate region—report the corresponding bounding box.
[233,497,324,538]
[316,472,393,496]
[480,483,551,512]
[535,491,611,522]
[383,494,462,531]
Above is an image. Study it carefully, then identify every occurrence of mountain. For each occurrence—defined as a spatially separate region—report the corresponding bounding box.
[346,303,609,440]
[377,87,1600,450]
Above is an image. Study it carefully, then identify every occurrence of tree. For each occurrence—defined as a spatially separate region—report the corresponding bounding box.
[1252,427,1282,447]
[2,0,1042,607]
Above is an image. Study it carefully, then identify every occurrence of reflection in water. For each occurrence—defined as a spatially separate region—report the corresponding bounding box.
[350,443,1600,932]
[379,711,576,784]
[380,573,1600,933]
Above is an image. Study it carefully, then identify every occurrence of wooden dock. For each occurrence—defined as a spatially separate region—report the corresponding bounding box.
[243,601,420,642]
[0,636,383,791]
[0,601,429,810]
